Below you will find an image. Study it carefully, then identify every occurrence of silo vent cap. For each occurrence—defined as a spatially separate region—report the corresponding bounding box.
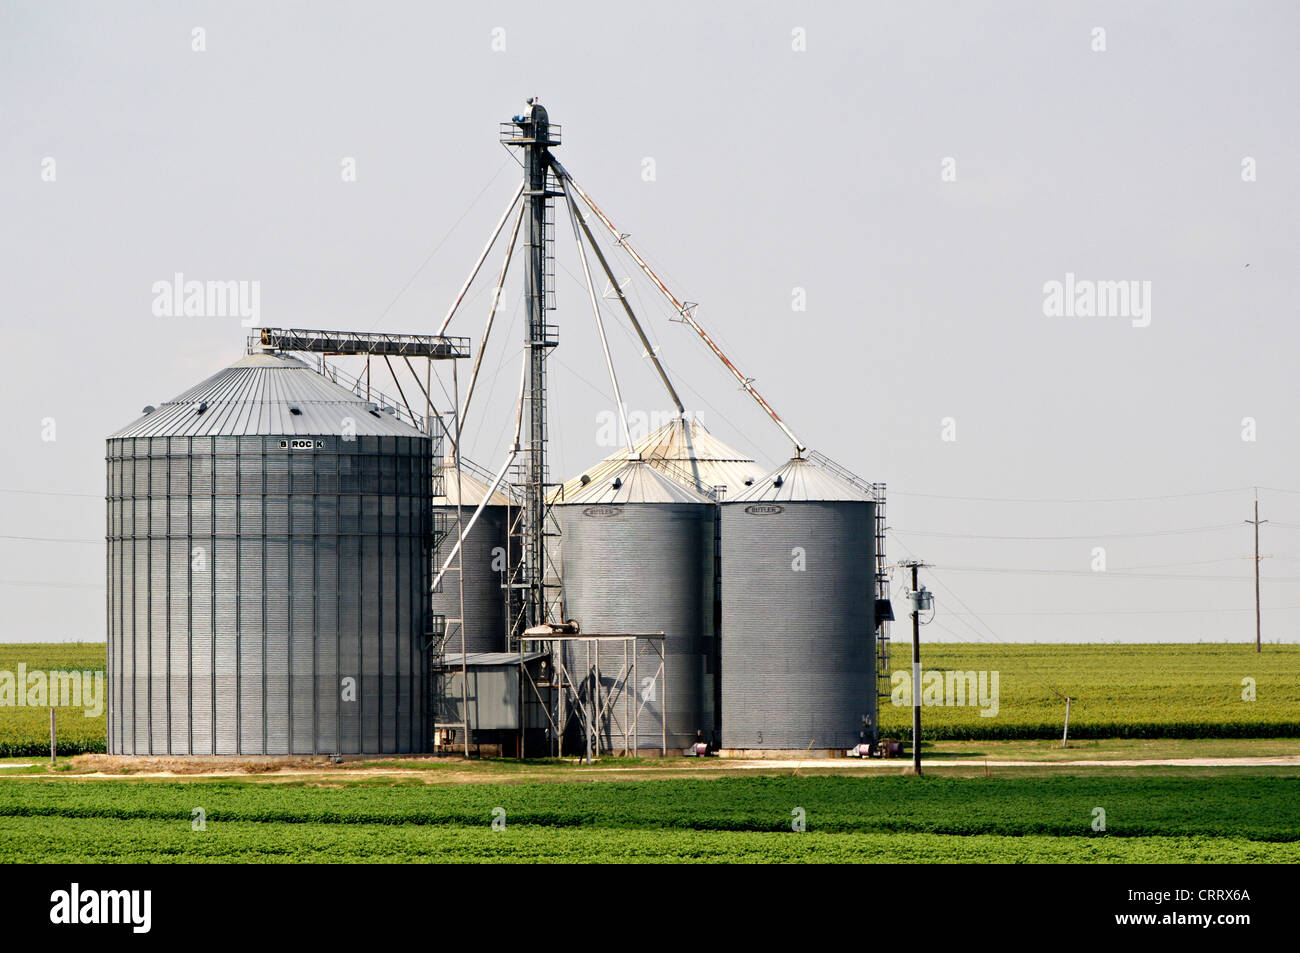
[194,401,209,415]
[289,406,302,416]
[141,405,156,415]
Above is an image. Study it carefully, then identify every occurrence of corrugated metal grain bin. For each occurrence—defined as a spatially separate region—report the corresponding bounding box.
[105,352,432,755]
[433,461,512,654]
[720,457,876,751]
[556,460,714,751]
[559,417,760,741]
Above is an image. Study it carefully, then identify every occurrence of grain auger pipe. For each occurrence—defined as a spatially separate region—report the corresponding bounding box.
[549,157,807,457]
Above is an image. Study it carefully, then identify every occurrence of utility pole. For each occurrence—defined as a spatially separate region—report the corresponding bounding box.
[911,564,922,775]
[1246,492,1269,653]
[899,560,931,775]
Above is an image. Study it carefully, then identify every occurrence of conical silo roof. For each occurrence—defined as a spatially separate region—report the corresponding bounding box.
[729,456,873,503]
[561,417,761,499]
[560,459,711,505]
[109,351,425,439]
[434,455,512,506]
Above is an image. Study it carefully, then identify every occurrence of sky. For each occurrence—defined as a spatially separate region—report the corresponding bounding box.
[1,0,1298,643]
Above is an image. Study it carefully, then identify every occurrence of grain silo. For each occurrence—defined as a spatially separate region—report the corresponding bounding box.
[105,351,432,756]
[720,456,876,752]
[556,459,715,750]
[559,417,760,745]
[432,458,512,654]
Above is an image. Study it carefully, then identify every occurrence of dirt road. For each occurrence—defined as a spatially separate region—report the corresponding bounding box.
[4,753,1299,782]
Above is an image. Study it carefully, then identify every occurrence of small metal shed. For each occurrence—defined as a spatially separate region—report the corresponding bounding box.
[434,652,551,750]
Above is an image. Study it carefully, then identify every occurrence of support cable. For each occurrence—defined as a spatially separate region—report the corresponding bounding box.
[436,183,525,335]
[461,202,526,432]
[560,177,635,457]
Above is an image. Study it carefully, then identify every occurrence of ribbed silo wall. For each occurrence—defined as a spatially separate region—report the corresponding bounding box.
[432,505,509,653]
[720,500,876,750]
[556,503,715,750]
[105,434,431,755]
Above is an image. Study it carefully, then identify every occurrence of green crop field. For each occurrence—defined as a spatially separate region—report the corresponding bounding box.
[1,642,1298,756]
[878,643,1300,740]
[1,774,1296,863]
[4,635,1299,864]
[0,644,105,757]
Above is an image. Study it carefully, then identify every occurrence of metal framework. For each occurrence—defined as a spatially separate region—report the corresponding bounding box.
[417,100,887,757]
[872,483,891,716]
[504,105,564,641]
[254,327,469,359]
[430,361,472,755]
[257,328,471,753]
[521,633,667,759]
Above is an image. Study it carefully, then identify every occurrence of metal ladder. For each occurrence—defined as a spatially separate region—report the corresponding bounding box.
[873,483,892,706]
[429,463,470,755]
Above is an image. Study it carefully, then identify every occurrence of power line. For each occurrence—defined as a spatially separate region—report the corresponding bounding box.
[923,599,996,644]
[0,484,1279,509]
[942,556,1248,571]
[893,523,1240,541]
[924,619,985,643]
[891,487,1253,504]
[368,155,515,332]
[891,534,1004,643]
[891,535,1077,699]
[0,534,101,545]
[0,579,101,590]
[0,488,101,500]
[1107,557,1248,570]
[939,565,1300,582]
[942,605,1300,617]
